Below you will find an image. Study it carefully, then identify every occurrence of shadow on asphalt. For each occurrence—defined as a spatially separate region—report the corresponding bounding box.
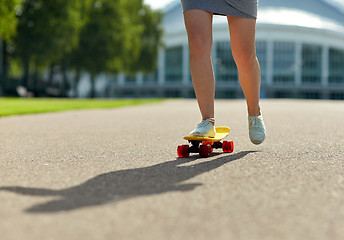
[0,151,255,214]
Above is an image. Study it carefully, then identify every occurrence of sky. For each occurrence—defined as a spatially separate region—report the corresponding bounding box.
[144,0,175,9]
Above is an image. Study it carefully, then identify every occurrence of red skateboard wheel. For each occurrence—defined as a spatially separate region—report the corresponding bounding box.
[199,145,212,158]
[177,145,190,158]
[222,141,234,153]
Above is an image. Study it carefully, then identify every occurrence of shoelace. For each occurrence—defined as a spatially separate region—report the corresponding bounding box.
[250,118,261,128]
[197,118,215,128]
[197,120,209,128]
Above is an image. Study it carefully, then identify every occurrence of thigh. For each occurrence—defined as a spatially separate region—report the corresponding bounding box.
[227,16,257,59]
[183,10,213,46]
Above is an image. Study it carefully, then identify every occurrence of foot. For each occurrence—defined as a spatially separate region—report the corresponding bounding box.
[190,119,216,138]
[248,113,266,145]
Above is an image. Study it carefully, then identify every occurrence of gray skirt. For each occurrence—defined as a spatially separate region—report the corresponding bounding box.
[181,0,258,19]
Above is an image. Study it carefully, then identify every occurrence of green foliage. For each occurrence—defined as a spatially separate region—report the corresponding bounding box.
[0,0,20,40]
[73,0,136,74]
[72,0,163,76]
[13,0,162,73]
[15,0,82,66]
[4,0,163,95]
[128,4,163,73]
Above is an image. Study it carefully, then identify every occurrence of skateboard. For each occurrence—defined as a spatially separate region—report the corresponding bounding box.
[177,127,234,158]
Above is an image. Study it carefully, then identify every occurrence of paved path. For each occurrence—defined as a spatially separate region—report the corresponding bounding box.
[0,99,343,240]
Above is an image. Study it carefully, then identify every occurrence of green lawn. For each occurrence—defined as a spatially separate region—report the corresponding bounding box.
[0,98,163,117]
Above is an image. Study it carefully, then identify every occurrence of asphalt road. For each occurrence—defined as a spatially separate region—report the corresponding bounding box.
[0,99,343,240]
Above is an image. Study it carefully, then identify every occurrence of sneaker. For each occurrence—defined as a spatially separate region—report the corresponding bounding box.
[190,119,216,138]
[248,113,266,145]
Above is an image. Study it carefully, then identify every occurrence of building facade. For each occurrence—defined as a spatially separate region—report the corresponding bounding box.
[108,0,344,99]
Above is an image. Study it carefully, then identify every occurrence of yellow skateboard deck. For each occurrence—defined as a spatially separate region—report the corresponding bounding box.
[183,127,230,142]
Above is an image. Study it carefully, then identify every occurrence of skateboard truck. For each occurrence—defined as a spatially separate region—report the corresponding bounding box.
[188,141,223,153]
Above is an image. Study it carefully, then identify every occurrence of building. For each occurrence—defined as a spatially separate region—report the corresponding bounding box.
[108,0,344,99]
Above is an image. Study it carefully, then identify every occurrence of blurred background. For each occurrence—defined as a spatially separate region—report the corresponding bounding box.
[0,0,344,100]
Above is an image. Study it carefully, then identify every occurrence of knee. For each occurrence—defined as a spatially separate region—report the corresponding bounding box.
[232,47,257,69]
[187,28,212,58]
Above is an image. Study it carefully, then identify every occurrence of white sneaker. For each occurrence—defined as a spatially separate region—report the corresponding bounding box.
[248,113,266,145]
[190,119,216,138]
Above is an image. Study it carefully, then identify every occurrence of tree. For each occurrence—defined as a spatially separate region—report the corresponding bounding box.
[71,0,163,98]
[126,4,163,74]
[0,0,20,95]
[0,0,19,40]
[8,0,163,98]
[14,0,82,91]
[72,0,144,98]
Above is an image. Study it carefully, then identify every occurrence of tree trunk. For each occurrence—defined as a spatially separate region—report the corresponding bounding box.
[0,40,10,96]
[0,39,3,96]
[60,61,69,97]
[73,69,80,98]
[48,63,54,86]
[22,56,30,89]
[90,74,96,98]
[33,61,39,96]
[2,41,10,96]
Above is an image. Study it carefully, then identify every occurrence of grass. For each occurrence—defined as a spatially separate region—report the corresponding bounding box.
[0,98,164,117]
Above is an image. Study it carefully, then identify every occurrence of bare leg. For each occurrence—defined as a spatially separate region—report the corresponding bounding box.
[227,16,261,116]
[183,10,215,122]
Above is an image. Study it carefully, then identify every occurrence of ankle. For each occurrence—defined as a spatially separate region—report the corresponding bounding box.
[248,106,261,117]
[203,117,215,126]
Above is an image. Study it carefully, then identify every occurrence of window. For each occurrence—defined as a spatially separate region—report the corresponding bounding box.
[274,91,294,98]
[143,70,158,84]
[215,90,236,99]
[109,75,119,85]
[122,90,136,98]
[124,75,136,85]
[302,44,322,84]
[256,41,267,84]
[187,89,196,98]
[301,91,321,99]
[141,90,158,98]
[329,48,344,85]
[165,46,183,83]
[164,89,181,97]
[215,41,238,83]
[273,42,296,84]
[330,92,344,100]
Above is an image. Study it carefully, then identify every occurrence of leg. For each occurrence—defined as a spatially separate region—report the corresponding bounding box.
[227,16,265,144]
[183,10,215,121]
[227,16,261,116]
